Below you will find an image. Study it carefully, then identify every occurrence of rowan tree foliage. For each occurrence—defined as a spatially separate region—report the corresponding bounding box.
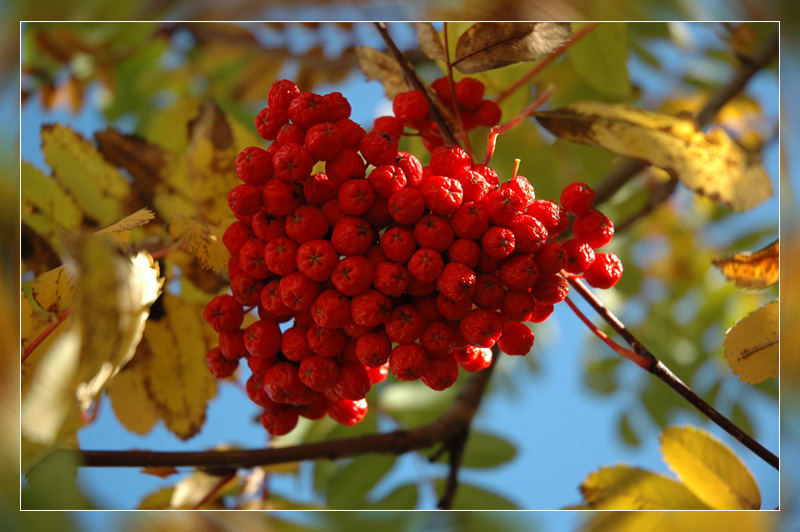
[19,21,779,520]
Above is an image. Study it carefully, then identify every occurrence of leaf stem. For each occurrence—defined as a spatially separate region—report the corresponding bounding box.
[21,307,72,363]
[566,276,779,470]
[443,22,474,160]
[484,85,554,165]
[495,22,599,104]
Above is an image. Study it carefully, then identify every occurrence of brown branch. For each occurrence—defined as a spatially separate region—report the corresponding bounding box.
[594,32,779,205]
[567,276,779,471]
[373,22,459,147]
[55,352,497,472]
[437,427,469,509]
[615,177,679,234]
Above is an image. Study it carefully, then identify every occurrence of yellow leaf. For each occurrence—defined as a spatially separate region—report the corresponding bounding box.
[137,486,175,510]
[580,465,709,509]
[31,265,75,313]
[660,425,761,509]
[581,510,776,532]
[356,46,409,100]
[535,102,773,210]
[41,124,132,226]
[138,294,217,440]
[168,215,229,272]
[723,301,778,384]
[453,22,571,73]
[95,207,156,247]
[22,314,73,395]
[413,22,446,62]
[106,360,159,436]
[21,161,84,245]
[713,239,779,289]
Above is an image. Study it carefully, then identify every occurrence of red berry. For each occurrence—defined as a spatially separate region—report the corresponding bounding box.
[454,345,492,372]
[366,363,389,385]
[482,226,515,260]
[261,403,299,435]
[360,131,398,167]
[436,293,472,321]
[321,199,346,226]
[307,325,348,357]
[337,118,366,149]
[451,202,490,240]
[459,309,503,348]
[485,187,524,226]
[303,173,338,206]
[264,236,298,276]
[244,320,282,359]
[413,215,454,252]
[560,182,595,215]
[288,92,330,129]
[296,239,338,282]
[206,347,238,378]
[203,295,244,333]
[255,107,289,140]
[278,271,321,311]
[421,321,457,358]
[252,209,286,242]
[429,145,472,176]
[421,175,463,215]
[282,326,313,362]
[330,362,371,401]
[421,354,459,390]
[228,184,263,217]
[299,355,340,392]
[454,78,485,110]
[355,332,392,367]
[446,239,480,269]
[219,329,248,361]
[498,322,534,356]
[437,262,476,301]
[374,261,410,297]
[230,273,264,306]
[475,99,502,127]
[311,289,352,329]
[263,179,302,216]
[285,205,328,244]
[389,343,429,381]
[338,179,376,216]
[331,256,376,297]
[351,290,393,327]
[388,187,426,224]
[373,116,404,140]
[395,152,424,187]
[431,77,452,103]
[528,200,568,236]
[235,146,273,185]
[368,165,407,199]
[298,397,330,420]
[500,290,536,321]
[529,301,554,322]
[304,122,343,161]
[247,373,270,406]
[324,91,351,121]
[473,273,504,309]
[328,398,368,426]
[223,221,254,254]
[535,241,566,276]
[277,123,306,145]
[505,175,536,208]
[584,252,623,289]
[573,209,615,249]
[407,248,444,283]
[326,148,366,184]
[268,79,301,109]
[273,142,314,182]
[393,89,430,122]
[384,305,425,344]
[499,253,540,291]
[380,226,417,263]
[508,214,548,253]
[562,239,596,274]
[455,170,491,203]
[532,274,569,304]
[260,280,293,318]
[239,239,271,279]
[331,216,374,256]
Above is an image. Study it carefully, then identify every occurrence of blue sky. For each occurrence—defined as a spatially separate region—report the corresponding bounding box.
[20,22,780,518]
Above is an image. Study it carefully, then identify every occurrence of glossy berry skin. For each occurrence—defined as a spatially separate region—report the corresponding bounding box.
[482,226,515,260]
[413,215,454,252]
[331,217,374,256]
[304,122,343,161]
[421,175,463,215]
[203,295,244,333]
[331,256,375,297]
[299,355,340,392]
[228,184,262,218]
[421,321,456,358]
[296,240,338,282]
[287,92,330,129]
[273,143,314,182]
[355,332,392,367]
[324,92,351,121]
[436,262,476,301]
[278,272,321,311]
[584,252,623,289]
[573,209,615,249]
[255,107,289,140]
[533,274,569,305]
[328,398,368,426]
[459,309,503,348]
[268,79,301,109]
[407,249,444,283]
[388,187,426,224]
[281,326,313,362]
[338,179,376,216]
[454,345,493,372]
[360,131,398,167]
[560,182,595,215]
[562,239,596,274]
[498,321,534,356]
[244,320,282,359]
[235,146,273,185]
[389,343,429,381]
[393,89,430,122]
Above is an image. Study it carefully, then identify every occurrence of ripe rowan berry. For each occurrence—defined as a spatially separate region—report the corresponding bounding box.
[560,182,595,215]
[459,309,503,348]
[351,289,393,327]
[324,91,351,121]
[429,145,471,176]
[420,321,457,358]
[285,205,328,244]
[389,343,429,381]
[330,362,371,401]
[573,209,615,249]
[278,271,321,311]
[263,179,302,216]
[387,187,426,224]
[277,123,306,145]
[298,355,340,392]
[219,329,248,361]
[473,273,505,310]
[368,165,407,199]
[482,226,515,259]
[498,322,534,356]
[407,248,444,283]
[206,347,238,378]
[296,239,338,282]
[244,320,282,359]
[268,79,301,109]
[499,253,540,291]
[374,261,411,297]
[355,332,392,367]
[532,274,569,305]
[239,239,271,280]
[436,293,472,321]
[273,142,314,182]
[373,116,405,140]
[203,294,245,333]
[454,345,493,372]
[528,199,568,236]
[326,148,366,184]
[331,216,374,256]
[394,89,430,122]
[327,398,368,426]
[288,92,330,129]
[395,151,423,187]
[508,214,548,253]
[454,78,485,110]
[380,226,416,263]
[338,179,376,216]
[281,325,313,362]
[437,262,477,301]
[252,209,286,242]
[261,404,299,436]
[421,175,463,215]
[413,215,454,251]
[223,221,254,254]
[421,354,459,390]
[535,241,566,276]
[329,256,374,297]
[475,99,502,127]
[485,187,524,226]
[311,289,351,329]
[446,239,480,269]
[235,146,273,185]
[255,107,289,140]
[360,131,399,166]
[584,252,623,289]
[307,325,348,358]
[384,305,425,344]
[228,184,263,218]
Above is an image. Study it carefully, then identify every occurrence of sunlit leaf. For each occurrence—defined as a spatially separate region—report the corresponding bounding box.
[580,465,709,509]
[453,22,571,73]
[169,470,239,509]
[31,265,74,314]
[580,509,776,532]
[713,239,779,289]
[568,23,631,99]
[535,102,773,210]
[660,425,761,509]
[414,22,446,62]
[356,46,409,100]
[168,215,229,273]
[21,161,84,247]
[95,207,156,247]
[106,357,160,436]
[723,300,778,384]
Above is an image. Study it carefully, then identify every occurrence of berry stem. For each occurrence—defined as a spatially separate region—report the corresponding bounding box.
[484,85,554,165]
[192,470,237,509]
[443,22,474,161]
[496,22,599,104]
[373,22,459,147]
[566,276,779,471]
[21,307,72,363]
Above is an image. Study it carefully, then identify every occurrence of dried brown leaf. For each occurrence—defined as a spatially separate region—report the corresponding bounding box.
[453,22,571,73]
[356,46,410,100]
[414,23,446,62]
[713,239,778,289]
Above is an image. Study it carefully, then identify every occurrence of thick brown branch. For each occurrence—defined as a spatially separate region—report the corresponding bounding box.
[567,277,779,470]
[437,427,469,509]
[373,22,459,147]
[55,352,496,471]
[594,32,779,205]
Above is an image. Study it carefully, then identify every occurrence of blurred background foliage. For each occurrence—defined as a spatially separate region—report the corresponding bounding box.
[4,0,797,529]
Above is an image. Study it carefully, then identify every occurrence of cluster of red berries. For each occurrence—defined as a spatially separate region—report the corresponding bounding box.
[203,78,622,436]
[392,77,502,151]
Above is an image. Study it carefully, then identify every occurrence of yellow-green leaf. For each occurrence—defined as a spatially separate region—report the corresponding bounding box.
[660,425,761,509]
[106,359,159,436]
[723,301,778,384]
[41,124,132,226]
[568,23,631,99]
[136,293,217,440]
[31,266,75,313]
[580,465,710,509]
[95,207,156,247]
[713,239,779,289]
[356,46,409,100]
[21,160,84,245]
[535,102,773,210]
[168,215,228,273]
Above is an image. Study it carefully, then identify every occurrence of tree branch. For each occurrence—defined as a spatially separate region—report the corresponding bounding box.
[437,427,469,509]
[594,32,779,205]
[373,22,459,147]
[615,177,678,234]
[567,276,779,470]
[55,351,497,471]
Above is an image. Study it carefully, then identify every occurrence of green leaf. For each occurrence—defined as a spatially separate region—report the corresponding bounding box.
[379,381,459,428]
[435,431,517,469]
[569,23,632,100]
[618,413,640,447]
[369,483,418,509]
[434,480,518,509]
[326,454,396,509]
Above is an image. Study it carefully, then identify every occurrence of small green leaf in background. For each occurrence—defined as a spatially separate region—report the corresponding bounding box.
[434,480,518,509]
[369,483,418,509]
[435,431,517,469]
[569,23,632,100]
[326,454,396,508]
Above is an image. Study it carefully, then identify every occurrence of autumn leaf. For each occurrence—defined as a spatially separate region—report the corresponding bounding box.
[106,358,160,436]
[713,239,779,289]
[579,465,709,509]
[535,102,773,210]
[141,466,180,479]
[414,23,446,62]
[453,22,571,73]
[723,301,778,384]
[169,469,239,509]
[168,215,228,273]
[31,265,75,314]
[356,46,409,99]
[95,207,156,247]
[581,509,776,532]
[660,425,761,509]
[21,161,84,249]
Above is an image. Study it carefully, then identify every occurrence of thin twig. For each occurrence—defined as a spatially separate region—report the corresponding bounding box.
[55,352,497,471]
[22,307,72,363]
[567,276,779,471]
[437,428,469,509]
[484,85,554,165]
[615,177,679,234]
[373,22,459,146]
[193,471,237,509]
[594,32,779,205]
[443,22,474,160]
[496,22,600,104]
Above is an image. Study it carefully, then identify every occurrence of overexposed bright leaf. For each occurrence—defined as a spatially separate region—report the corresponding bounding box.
[41,124,132,226]
[535,102,773,210]
[170,470,239,509]
[723,301,778,384]
[660,425,761,509]
[713,239,779,289]
[414,22,446,61]
[31,265,75,313]
[453,22,571,73]
[356,46,409,100]
[580,465,709,509]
